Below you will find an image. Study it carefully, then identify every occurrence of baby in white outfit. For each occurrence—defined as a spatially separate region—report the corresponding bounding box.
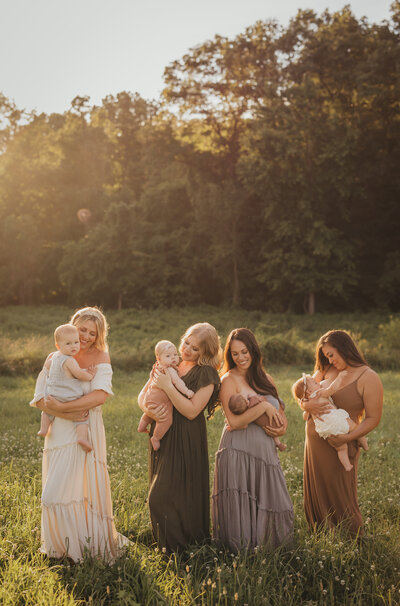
[292,372,368,471]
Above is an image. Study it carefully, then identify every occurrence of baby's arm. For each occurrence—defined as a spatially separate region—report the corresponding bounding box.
[312,371,347,399]
[64,358,97,381]
[167,367,194,398]
[43,352,56,371]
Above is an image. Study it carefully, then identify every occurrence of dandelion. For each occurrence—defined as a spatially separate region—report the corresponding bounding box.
[341,580,345,586]
[162,547,166,553]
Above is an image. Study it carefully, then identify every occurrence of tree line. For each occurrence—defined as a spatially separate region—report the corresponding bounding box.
[1,5,399,312]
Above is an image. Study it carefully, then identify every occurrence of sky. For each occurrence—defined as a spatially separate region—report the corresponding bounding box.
[0,0,394,115]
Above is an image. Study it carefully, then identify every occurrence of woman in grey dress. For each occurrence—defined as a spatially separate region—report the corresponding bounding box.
[212,328,293,552]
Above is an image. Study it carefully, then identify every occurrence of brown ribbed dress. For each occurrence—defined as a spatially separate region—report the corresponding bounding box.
[304,369,369,535]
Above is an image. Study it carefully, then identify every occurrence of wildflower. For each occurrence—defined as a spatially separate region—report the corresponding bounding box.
[106,586,110,595]
[186,565,190,573]
[162,547,166,554]
[234,593,239,601]
[341,580,345,586]
[212,582,216,589]
[207,578,212,586]
[223,587,227,595]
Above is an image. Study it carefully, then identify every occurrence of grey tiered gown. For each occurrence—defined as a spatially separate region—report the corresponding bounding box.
[212,394,293,552]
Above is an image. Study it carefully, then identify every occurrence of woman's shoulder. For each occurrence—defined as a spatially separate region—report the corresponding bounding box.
[358,366,382,388]
[93,350,111,364]
[196,364,220,384]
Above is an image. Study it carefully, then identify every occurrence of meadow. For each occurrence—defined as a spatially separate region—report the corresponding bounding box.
[0,306,399,605]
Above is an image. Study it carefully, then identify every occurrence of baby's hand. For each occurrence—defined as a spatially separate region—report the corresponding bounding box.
[87,364,97,378]
[187,389,194,399]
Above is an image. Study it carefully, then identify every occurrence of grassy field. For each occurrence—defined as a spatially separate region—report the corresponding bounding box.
[0,307,399,605]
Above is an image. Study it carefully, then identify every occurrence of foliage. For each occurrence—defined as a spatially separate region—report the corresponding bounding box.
[0,7,399,311]
[0,306,399,377]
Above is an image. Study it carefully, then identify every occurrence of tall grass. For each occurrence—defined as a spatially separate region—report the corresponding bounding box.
[0,307,399,604]
[0,306,399,375]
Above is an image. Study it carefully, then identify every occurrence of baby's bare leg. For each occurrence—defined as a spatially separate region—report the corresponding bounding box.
[76,423,92,453]
[347,418,369,451]
[138,413,153,433]
[151,405,173,451]
[37,412,52,437]
[336,444,353,471]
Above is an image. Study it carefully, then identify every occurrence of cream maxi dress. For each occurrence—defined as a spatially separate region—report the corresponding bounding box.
[31,363,129,562]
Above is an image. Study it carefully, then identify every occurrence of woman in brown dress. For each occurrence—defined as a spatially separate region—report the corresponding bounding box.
[138,323,221,553]
[296,330,383,535]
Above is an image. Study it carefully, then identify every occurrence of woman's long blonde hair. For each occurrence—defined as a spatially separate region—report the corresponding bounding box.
[70,306,109,352]
[181,323,222,370]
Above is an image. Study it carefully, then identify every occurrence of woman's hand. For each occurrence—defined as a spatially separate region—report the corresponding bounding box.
[264,402,283,427]
[64,410,90,423]
[152,367,173,392]
[263,405,288,437]
[45,395,67,411]
[144,402,168,422]
[327,434,349,448]
[302,398,332,419]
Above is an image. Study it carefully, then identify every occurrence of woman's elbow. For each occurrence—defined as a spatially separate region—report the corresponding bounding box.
[95,391,108,405]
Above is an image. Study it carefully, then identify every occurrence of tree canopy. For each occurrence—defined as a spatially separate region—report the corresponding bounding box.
[1,5,399,312]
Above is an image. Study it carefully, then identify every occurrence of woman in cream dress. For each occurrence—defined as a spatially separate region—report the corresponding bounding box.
[31,307,129,562]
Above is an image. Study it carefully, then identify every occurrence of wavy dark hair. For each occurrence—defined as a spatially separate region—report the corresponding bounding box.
[222,328,279,400]
[315,329,368,373]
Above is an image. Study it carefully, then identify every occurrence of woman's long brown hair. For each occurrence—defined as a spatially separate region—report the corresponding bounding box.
[222,328,279,400]
[315,329,368,372]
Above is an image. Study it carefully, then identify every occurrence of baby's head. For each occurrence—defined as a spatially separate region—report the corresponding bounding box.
[228,393,249,415]
[54,324,80,356]
[292,374,319,400]
[155,340,179,367]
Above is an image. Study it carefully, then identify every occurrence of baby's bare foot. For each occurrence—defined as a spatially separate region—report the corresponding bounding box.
[37,430,47,438]
[277,442,287,451]
[151,436,161,451]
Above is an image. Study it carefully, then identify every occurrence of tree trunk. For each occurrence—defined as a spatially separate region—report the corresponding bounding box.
[307,292,315,315]
[232,255,240,307]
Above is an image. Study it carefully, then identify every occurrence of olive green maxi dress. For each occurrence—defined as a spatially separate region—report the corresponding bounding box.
[148,365,220,553]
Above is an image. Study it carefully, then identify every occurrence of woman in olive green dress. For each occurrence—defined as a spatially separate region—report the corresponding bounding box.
[138,323,221,553]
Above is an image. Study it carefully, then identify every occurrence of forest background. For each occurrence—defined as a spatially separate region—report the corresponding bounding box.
[1,4,399,314]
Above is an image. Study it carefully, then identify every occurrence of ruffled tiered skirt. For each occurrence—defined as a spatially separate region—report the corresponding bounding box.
[212,424,293,552]
[41,407,129,562]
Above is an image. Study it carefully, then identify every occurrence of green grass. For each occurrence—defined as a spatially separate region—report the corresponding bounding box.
[0,307,399,604]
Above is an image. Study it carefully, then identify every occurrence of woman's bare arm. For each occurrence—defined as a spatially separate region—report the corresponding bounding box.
[152,369,214,420]
[44,390,108,413]
[35,398,89,422]
[220,375,283,430]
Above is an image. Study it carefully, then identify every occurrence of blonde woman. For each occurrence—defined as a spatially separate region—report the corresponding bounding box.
[138,323,221,553]
[31,307,129,562]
